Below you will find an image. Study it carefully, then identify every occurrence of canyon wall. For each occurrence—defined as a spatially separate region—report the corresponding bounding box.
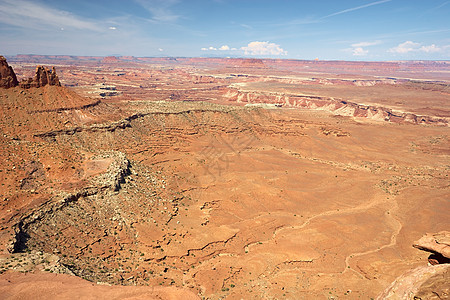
[224,88,449,126]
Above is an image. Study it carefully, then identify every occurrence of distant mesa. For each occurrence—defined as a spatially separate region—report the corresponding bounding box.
[0,55,61,89]
[238,58,266,68]
[120,56,136,61]
[102,56,119,63]
[0,56,19,88]
[225,58,266,68]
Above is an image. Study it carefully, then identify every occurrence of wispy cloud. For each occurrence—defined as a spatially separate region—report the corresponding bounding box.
[346,40,382,56]
[240,24,253,30]
[322,0,391,19]
[352,40,382,47]
[0,0,100,31]
[404,28,450,36]
[282,16,322,26]
[430,1,450,11]
[134,0,180,23]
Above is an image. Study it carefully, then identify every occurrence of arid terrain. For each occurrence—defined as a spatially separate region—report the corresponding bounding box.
[0,55,449,299]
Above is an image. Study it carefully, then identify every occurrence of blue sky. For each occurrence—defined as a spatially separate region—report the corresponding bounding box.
[0,0,449,60]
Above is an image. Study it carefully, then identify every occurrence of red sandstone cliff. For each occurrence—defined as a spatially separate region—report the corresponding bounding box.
[0,56,19,88]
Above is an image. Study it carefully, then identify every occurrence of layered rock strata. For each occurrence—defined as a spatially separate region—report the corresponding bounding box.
[224,88,449,125]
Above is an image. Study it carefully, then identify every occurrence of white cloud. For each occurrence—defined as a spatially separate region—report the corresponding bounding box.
[348,40,381,56]
[241,41,287,56]
[0,0,100,31]
[420,44,441,53]
[351,41,382,47]
[202,45,232,51]
[109,26,117,30]
[352,47,368,56]
[201,42,287,56]
[389,41,443,54]
[388,41,420,53]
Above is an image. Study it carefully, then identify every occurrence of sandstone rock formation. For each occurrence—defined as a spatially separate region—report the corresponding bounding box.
[0,56,18,88]
[19,66,61,88]
[376,264,449,300]
[413,231,450,264]
[377,232,450,299]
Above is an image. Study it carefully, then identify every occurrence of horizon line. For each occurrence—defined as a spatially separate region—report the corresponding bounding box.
[4,54,450,63]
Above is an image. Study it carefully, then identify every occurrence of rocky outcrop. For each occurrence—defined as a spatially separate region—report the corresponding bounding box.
[19,66,61,88]
[413,231,450,265]
[0,56,18,88]
[376,264,449,300]
[377,232,450,299]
